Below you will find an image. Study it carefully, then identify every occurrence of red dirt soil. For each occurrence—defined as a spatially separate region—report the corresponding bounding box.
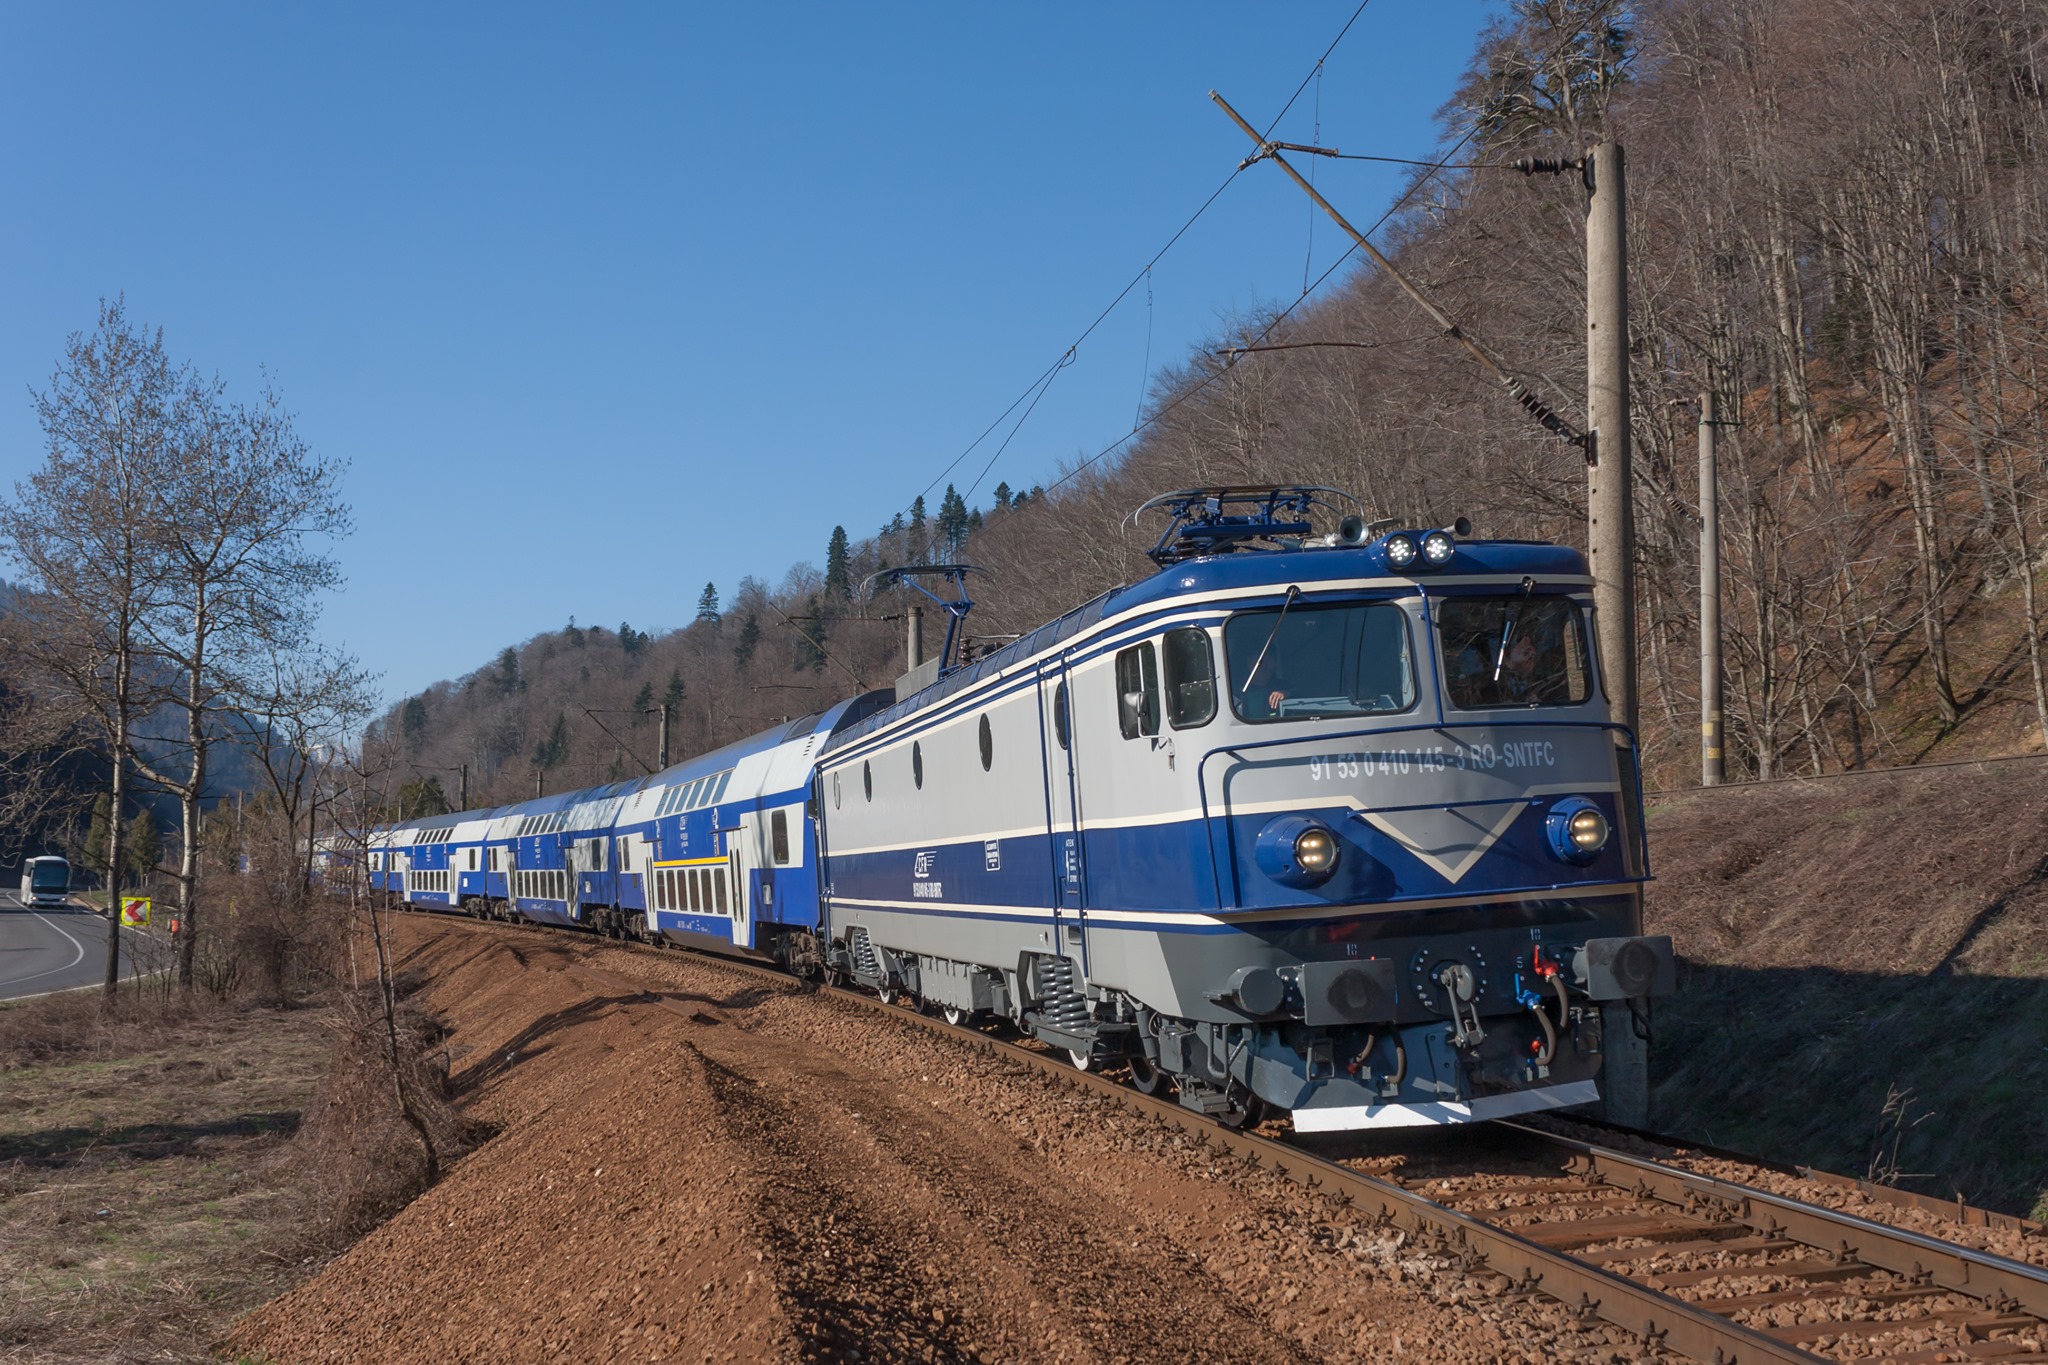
[229,918,1678,1365]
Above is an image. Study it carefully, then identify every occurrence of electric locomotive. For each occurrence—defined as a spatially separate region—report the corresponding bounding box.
[816,487,1673,1129]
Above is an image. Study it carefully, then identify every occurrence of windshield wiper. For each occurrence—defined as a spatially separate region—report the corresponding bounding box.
[1243,585,1301,695]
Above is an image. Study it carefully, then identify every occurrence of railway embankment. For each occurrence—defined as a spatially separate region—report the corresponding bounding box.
[1643,755,2048,1218]
[227,917,1671,1365]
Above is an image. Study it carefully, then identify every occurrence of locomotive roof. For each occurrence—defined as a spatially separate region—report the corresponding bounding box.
[822,536,1591,756]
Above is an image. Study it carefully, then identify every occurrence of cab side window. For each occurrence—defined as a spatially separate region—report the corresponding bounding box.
[1114,642,1160,739]
[771,810,791,865]
[1162,627,1216,729]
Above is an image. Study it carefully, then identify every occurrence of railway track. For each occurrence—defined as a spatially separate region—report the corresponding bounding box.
[545,936,2048,1365]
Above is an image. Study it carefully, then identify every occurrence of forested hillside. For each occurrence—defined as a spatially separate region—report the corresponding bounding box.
[376,0,2048,806]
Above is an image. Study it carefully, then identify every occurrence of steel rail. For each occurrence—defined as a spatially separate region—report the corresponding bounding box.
[1500,1121,2048,1321]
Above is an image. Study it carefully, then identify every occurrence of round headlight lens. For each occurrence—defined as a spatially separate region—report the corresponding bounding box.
[1384,534,1418,567]
[1567,807,1609,852]
[1293,826,1338,875]
[1421,530,1455,564]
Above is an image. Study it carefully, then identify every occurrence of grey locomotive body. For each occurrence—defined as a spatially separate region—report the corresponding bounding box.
[818,490,1671,1129]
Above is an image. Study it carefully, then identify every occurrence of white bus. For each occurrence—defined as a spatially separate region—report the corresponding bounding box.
[20,856,70,908]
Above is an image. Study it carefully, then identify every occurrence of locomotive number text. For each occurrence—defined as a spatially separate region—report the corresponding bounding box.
[1306,741,1556,781]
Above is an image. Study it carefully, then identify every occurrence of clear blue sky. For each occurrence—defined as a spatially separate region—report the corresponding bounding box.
[0,3,1495,706]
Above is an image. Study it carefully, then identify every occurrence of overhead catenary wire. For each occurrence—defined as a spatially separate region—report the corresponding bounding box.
[1039,0,1628,501]
[899,0,1379,519]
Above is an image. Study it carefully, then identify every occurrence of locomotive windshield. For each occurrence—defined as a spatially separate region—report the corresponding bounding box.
[1438,595,1592,708]
[1224,602,1416,722]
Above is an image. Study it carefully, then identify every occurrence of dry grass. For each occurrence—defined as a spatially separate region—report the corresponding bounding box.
[0,966,500,1364]
[0,990,334,1363]
[283,975,496,1251]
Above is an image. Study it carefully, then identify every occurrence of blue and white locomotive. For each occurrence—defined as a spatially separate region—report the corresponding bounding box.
[367,486,1673,1132]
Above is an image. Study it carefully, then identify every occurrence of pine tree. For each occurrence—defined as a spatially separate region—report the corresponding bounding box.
[696,583,721,624]
[564,616,585,648]
[797,594,826,672]
[824,525,851,600]
[733,612,761,668]
[126,811,159,883]
[993,481,1012,509]
[908,495,927,562]
[632,680,655,712]
[619,621,646,656]
[532,712,571,771]
[396,775,450,820]
[494,646,523,695]
[662,670,685,711]
[938,484,969,556]
[401,695,429,748]
[82,794,114,876]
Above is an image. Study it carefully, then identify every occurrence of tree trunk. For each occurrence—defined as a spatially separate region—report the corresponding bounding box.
[103,636,129,1001]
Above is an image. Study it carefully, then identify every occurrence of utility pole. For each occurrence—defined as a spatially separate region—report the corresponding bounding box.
[459,763,469,810]
[1699,387,1723,786]
[657,702,671,770]
[533,769,543,799]
[1585,142,1636,737]
[906,603,925,672]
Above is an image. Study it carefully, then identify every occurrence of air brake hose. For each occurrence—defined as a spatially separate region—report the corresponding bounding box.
[1528,997,1557,1067]
[1551,973,1572,1034]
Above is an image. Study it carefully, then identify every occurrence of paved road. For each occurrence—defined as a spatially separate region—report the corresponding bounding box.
[0,893,165,1000]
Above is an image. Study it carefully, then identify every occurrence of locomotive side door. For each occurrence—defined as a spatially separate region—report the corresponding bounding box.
[1038,655,1088,973]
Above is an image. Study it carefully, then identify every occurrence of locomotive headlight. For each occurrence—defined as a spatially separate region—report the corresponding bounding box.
[1255,815,1341,887]
[1294,826,1338,875]
[1384,533,1418,568]
[1545,797,1610,864]
[1420,530,1456,565]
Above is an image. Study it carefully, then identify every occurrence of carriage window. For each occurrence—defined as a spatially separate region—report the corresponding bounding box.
[863,759,873,801]
[715,864,729,913]
[978,714,993,771]
[771,810,791,865]
[912,742,924,790]
[1162,627,1216,729]
[1438,595,1591,709]
[1114,642,1159,739]
[1225,602,1417,722]
[1053,682,1069,750]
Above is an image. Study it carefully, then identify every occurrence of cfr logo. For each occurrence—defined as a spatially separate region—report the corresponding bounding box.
[913,850,935,877]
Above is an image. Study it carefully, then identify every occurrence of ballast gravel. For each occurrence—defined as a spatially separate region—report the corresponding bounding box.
[227,918,1682,1364]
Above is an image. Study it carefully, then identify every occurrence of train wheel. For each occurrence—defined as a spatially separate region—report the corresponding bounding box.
[1127,1056,1166,1096]
[877,983,898,1006]
[1216,1093,1267,1130]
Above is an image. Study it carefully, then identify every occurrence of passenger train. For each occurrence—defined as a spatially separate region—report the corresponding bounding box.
[363,488,1673,1131]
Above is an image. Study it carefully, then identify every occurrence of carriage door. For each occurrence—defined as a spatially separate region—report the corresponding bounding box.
[722,814,757,949]
[1039,655,1089,972]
